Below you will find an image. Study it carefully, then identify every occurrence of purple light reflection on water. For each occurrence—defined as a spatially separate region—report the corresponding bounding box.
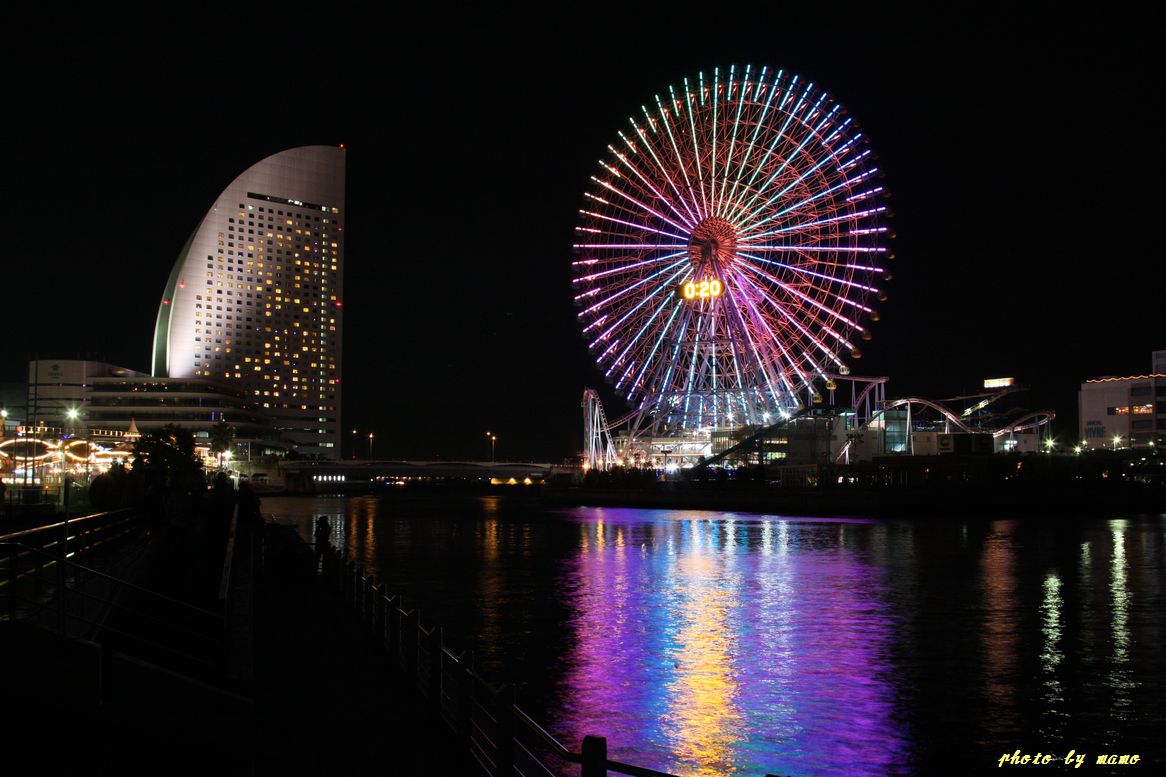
[553,508,911,777]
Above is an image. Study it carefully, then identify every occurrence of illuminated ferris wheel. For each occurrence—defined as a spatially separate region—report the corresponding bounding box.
[573,65,891,437]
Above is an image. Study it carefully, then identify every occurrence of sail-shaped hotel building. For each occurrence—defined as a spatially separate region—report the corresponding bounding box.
[152,145,346,458]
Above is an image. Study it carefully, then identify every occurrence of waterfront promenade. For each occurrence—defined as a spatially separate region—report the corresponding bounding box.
[2,510,463,776]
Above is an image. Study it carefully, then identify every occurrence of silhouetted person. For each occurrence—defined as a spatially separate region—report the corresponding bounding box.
[238,481,262,527]
[314,515,331,554]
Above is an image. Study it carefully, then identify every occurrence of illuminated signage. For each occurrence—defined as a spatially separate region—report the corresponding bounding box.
[681,279,724,300]
[983,377,1014,389]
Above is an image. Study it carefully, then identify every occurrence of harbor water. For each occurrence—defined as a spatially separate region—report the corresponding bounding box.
[266,494,1165,776]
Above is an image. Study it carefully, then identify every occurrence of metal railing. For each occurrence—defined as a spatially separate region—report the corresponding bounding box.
[1,507,254,705]
[315,541,680,777]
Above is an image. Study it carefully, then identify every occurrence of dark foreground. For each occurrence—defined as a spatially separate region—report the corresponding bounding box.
[3,520,461,776]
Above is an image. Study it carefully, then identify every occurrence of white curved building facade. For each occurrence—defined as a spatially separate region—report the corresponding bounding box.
[153,146,345,458]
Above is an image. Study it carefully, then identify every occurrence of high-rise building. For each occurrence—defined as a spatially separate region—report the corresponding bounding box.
[152,146,345,458]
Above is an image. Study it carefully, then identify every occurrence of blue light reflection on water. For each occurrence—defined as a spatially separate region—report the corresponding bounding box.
[554,508,909,777]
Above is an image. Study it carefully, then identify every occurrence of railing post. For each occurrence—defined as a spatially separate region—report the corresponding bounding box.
[386,595,400,664]
[356,571,365,617]
[403,608,419,679]
[6,546,17,620]
[456,654,473,748]
[98,640,114,706]
[581,735,608,777]
[426,627,442,709]
[370,582,383,636]
[58,520,68,633]
[494,687,516,775]
[364,576,376,627]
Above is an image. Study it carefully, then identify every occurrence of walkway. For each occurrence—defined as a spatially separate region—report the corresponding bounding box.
[3,516,465,776]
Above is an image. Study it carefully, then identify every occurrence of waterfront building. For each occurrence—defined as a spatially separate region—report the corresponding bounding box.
[1079,350,1166,449]
[21,359,276,451]
[152,146,346,459]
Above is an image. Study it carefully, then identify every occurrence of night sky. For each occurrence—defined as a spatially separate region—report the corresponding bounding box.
[7,9,1161,461]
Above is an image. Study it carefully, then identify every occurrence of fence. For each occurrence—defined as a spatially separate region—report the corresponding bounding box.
[1,507,254,704]
[316,542,680,777]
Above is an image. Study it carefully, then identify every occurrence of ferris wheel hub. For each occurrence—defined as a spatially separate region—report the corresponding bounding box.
[688,217,738,275]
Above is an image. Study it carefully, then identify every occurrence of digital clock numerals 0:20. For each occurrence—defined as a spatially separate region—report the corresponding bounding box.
[681,279,724,300]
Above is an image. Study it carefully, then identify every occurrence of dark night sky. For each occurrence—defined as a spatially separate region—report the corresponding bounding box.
[5,8,1162,460]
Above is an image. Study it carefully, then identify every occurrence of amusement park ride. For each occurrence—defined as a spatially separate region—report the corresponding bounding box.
[574,65,1052,470]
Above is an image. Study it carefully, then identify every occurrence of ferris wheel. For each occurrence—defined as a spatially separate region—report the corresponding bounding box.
[573,65,891,437]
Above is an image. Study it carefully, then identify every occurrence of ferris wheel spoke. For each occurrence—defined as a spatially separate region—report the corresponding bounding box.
[740,167,880,237]
[728,78,811,221]
[737,96,837,218]
[588,261,692,345]
[576,256,689,312]
[722,67,782,221]
[589,177,691,236]
[718,269,802,396]
[743,120,857,218]
[738,265,858,363]
[574,243,688,251]
[716,64,749,219]
[655,93,705,223]
[736,257,865,332]
[626,300,688,399]
[721,273,797,403]
[679,305,708,428]
[573,252,687,285]
[607,143,697,231]
[710,68,720,208]
[749,205,887,240]
[737,251,880,296]
[680,79,710,220]
[581,190,687,235]
[602,150,693,229]
[629,118,702,228]
[577,209,690,243]
[610,294,680,380]
[607,279,690,379]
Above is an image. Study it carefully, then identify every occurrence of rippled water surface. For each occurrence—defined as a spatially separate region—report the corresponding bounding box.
[267,495,1166,776]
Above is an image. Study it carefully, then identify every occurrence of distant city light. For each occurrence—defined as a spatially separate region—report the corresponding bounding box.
[983,377,1015,389]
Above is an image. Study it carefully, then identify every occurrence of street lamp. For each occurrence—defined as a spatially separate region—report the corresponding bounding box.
[1112,434,1122,451]
[485,432,496,462]
[351,428,358,460]
[368,432,375,460]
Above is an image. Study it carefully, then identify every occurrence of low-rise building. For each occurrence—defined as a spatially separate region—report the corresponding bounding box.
[1079,350,1166,450]
[22,359,281,454]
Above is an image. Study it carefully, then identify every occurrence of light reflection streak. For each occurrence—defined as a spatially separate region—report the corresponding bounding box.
[1110,522,1129,664]
[980,520,1019,732]
[1040,573,1063,705]
[663,553,743,776]
[1107,520,1136,712]
[559,510,904,776]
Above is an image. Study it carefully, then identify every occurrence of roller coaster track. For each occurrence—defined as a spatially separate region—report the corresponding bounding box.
[870,398,1054,438]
